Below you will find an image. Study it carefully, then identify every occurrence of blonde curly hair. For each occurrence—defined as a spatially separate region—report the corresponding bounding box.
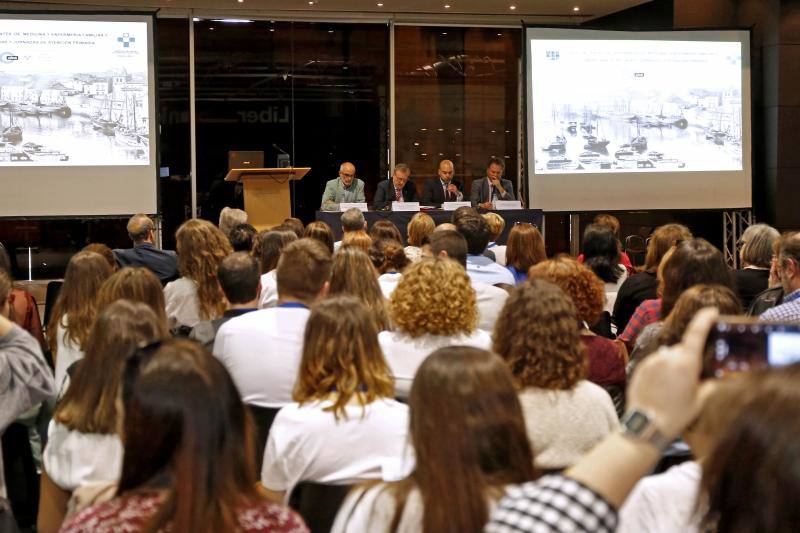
[175,219,232,320]
[389,257,477,338]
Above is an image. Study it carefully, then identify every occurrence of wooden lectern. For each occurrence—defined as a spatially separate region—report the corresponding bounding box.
[225,167,310,230]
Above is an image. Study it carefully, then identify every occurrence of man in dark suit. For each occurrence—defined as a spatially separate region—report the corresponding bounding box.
[373,163,419,209]
[114,214,179,284]
[469,157,515,209]
[422,159,464,206]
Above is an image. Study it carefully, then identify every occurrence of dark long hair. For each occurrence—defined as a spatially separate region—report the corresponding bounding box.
[385,347,535,532]
[660,239,736,316]
[118,339,260,532]
[582,224,622,283]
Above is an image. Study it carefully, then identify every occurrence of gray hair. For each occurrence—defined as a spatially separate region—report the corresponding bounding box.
[127,214,154,242]
[219,207,248,237]
[341,208,366,233]
[741,223,780,268]
[394,163,410,175]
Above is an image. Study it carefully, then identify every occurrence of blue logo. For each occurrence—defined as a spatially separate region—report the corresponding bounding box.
[0,52,18,64]
[545,50,560,61]
[117,33,136,48]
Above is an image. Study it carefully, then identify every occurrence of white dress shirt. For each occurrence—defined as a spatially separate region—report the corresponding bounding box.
[473,281,509,332]
[164,277,201,329]
[466,255,515,286]
[259,270,279,309]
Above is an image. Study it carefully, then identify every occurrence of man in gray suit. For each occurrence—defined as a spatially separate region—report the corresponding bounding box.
[320,161,366,211]
[469,157,515,209]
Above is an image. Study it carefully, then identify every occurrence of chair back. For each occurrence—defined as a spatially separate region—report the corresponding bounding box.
[247,404,281,473]
[288,481,354,533]
[42,280,63,333]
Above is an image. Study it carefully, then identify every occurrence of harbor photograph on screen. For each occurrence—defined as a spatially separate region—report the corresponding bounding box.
[530,38,743,174]
[0,18,150,166]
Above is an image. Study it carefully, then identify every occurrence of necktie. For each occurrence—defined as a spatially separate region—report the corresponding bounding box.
[395,188,402,202]
[443,184,450,202]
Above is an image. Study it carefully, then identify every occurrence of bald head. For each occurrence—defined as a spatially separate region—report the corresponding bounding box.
[127,214,155,244]
[339,162,356,187]
[435,222,457,232]
[438,159,454,184]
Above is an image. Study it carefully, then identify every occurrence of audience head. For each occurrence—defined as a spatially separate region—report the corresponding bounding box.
[456,215,492,256]
[175,219,232,320]
[451,206,479,225]
[329,247,390,331]
[486,156,505,180]
[82,243,117,271]
[437,159,455,184]
[96,267,168,328]
[407,213,435,248]
[254,229,297,274]
[218,207,248,237]
[429,230,468,268]
[392,163,411,190]
[581,223,622,283]
[659,284,742,348]
[529,256,605,327]
[660,238,735,316]
[368,219,403,243]
[276,238,332,304]
[369,238,409,275]
[217,252,260,306]
[119,339,259,532]
[339,161,357,188]
[294,296,393,419]
[341,230,372,253]
[303,221,335,254]
[0,270,11,318]
[341,207,367,233]
[126,214,155,244]
[390,257,477,338]
[592,213,621,238]
[739,223,779,269]
[228,223,256,252]
[47,250,113,353]
[55,300,168,434]
[506,223,546,272]
[643,223,693,273]
[279,217,305,239]
[772,232,800,295]
[405,347,535,531]
[482,212,506,242]
[493,279,586,391]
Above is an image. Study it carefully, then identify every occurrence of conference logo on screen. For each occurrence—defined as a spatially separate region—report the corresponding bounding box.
[545,50,560,61]
[113,32,140,58]
[0,52,18,64]
[117,33,136,48]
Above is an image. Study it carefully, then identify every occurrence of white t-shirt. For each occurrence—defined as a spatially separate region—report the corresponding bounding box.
[487,243,508,266]
[259,270,279,309]
[378,272,402,299]
[261,398,412,502]
[604,266,629,314]
[213,306,310,408]
[618,461,702,533]
[473,281,509,333]
[43,421,123,492]
[379,329,492,398]
[163,276,201,329]
[54,318,84,394]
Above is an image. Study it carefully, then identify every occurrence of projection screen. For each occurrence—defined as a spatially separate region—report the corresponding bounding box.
[525,28,751,211]
[0,13,157,216]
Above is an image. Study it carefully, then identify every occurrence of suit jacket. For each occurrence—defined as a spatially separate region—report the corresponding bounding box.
[469,177,515,207]
[320,177,366,211]
[421,178,464,206]
[373,179,419,209]
[114,243,179,283]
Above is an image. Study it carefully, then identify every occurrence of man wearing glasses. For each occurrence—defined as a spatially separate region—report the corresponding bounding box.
[320,161,366,211]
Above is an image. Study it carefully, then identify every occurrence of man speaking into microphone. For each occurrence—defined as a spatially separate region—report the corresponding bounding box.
[469,157,515,209]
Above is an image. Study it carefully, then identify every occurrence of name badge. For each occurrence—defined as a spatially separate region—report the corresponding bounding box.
[492,200,522,210]
[392,202,420,212]
[442,201,472,211]
[339,203,369,212]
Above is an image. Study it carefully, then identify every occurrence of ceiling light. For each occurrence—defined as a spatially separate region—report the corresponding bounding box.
[328,29,334,33]
[414,142,420,146]
[211,19,253,23]
[192,17,201,21]
[270,28,275,32]
[420,128,427,131]
[377,2,383,5]
[437,128,444,131]
[238,0,244,3]
[573,6,580,11]
[308,1,316,4]
[209,27,215,30]
[442,32,448,35]
[509,4,517,10]
[497,33,502,37]
[421,153,428,156]
[444,4,451,7]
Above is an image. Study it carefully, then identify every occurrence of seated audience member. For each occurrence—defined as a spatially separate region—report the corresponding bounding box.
[614,224,692,333]
[493,280,619,470]
[0,246,45,348]
[381,258,492,398]
[47,251,113,390]
[405,212,435,263]
[254,230,297,309]
[429,230,508,332]
[619,239,735,349]
[578,214,633,274]
[164,219,232,332]
[329,247,391,331]
[368,219,404,244]
[81,243,117,273]
[373,164,418,209]
[456,215,515,286]
[733,223,779,308]
[96,267,168,328]
[321,161,366,211]
[421,159,463,205]
[261,296,409,502]
[333,347,536,532]
[114,214,179,283]
[486,309,719,533]
[370,239,410,298]
[341,230,372,253]
[483,212,507,265]
[218,206,248,238]
[435,222,457,232]
[336,208,368,251]
[191,253,260,350]
[506,223,546,284]
[303,221,335,254]
[38,301,167,533]
[470,157,515,209]
[628,284,741,376]
[214,239,332,408]
[278,218,305,239]
[582,224,628,315]
[759,231,800,322]
[61,339,307,532]
[529,257,627,409]
[0,303,55,499]
[228,223,257,252]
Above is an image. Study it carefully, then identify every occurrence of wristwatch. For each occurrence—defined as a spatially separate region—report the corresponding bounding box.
[620,409,671,450]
